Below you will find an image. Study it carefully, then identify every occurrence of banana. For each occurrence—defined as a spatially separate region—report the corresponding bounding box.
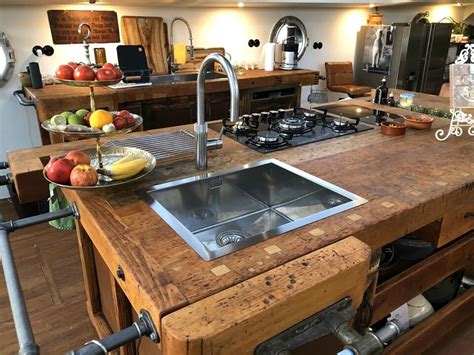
[98,157,148,180]
[105,155,135,169]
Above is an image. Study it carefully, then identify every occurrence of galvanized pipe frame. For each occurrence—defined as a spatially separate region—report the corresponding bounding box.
[0,203,80,355]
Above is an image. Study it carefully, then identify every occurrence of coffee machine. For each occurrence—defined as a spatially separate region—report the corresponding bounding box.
[281,25,298,70]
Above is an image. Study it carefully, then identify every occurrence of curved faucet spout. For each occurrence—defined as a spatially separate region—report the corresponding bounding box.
[195,53,240,170]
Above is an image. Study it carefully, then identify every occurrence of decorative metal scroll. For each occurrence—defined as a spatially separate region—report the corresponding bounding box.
[436,43,474,141]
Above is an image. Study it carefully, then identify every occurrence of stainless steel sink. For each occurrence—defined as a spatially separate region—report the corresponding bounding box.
[145,159,367,261]
[150,71,227,84]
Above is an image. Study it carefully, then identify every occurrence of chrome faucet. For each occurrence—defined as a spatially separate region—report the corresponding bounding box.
[195,53,239,170]
[169,17,194,74]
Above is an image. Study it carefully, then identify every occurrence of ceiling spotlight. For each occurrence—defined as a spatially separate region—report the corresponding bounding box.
[369,3,376,8]
[238,2,245,7]
[457,2,462,6]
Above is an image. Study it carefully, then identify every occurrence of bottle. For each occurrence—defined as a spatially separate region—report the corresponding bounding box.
[387,91,396,107]
[374,77,388,105]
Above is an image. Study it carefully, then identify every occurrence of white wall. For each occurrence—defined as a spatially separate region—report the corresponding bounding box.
[0,3,465,198]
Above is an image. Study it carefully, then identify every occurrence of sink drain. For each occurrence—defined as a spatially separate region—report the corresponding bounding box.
[191,208,215,220]
[216,230,247,247]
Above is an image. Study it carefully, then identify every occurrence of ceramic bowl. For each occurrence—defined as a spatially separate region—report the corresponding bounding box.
[404,114,434,130]
[380,121,407,136]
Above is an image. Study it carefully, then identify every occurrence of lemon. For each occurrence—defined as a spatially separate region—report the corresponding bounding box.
[50,114,67,126]
[89,110,113,129]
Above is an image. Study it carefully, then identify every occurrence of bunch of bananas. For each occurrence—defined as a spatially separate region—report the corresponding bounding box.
[98,155,148,180]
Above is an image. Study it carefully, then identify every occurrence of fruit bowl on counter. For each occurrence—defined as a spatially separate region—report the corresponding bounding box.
[43,147,156,190]
[41,109,143,139]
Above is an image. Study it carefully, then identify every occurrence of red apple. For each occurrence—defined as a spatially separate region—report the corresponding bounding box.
[73,65,96,81]
[68,62,79,69]
[55,64,74,80]
[47,158,74,184]
[112,66,123,79]
[65,150,91,166]
[84,112,92,127]
[125,115,135,127]
[96,68,116,81]
[113,116,127,130]
[45,156,59,172]
[117,110,129,117]
[70,165,98,187]
[102,63,115,69]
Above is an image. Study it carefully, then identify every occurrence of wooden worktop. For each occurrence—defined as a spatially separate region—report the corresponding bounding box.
[7,91,474,350]
[23,69,319,105]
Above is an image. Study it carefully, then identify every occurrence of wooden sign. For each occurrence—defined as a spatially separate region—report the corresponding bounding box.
[47,10,120,44]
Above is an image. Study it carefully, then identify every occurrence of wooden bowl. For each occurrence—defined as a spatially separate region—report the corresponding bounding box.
[380,121,407,136]
[404,114,434,130]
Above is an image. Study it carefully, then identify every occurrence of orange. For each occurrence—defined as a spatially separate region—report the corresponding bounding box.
[89,110,113,129]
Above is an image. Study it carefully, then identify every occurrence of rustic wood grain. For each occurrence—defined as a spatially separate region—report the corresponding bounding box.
[415,204,474,247]
[121,16,169,75]
[162,237,370,355]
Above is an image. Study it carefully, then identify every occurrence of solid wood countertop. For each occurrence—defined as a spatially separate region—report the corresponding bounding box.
[23,69,319,104]
[7,91,474,334]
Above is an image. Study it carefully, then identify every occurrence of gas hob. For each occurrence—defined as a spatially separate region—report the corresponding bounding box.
[209,107,374,153]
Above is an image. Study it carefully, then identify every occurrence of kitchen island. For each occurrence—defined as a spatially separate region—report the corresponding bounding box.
[21,69,319,145]
[6,91,474,354]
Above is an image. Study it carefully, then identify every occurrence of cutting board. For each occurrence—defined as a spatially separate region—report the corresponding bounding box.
[121,16,169,75]
[175,47,226,74]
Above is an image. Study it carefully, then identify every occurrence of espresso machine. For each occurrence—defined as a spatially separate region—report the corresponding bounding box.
[281,25,299,70]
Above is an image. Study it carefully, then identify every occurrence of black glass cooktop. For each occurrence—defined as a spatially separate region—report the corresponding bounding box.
[209,108,373,154]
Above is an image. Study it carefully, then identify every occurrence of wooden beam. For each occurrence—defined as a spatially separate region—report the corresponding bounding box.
[372,233,474,323]
[385,288,474,354]
[162,237,370,355]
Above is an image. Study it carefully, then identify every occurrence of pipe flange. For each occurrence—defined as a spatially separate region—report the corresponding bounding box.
[139,309,160,343]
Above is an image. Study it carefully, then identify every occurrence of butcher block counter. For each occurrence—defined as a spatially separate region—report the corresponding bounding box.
[6,92,474,354]
[22,69,319,145]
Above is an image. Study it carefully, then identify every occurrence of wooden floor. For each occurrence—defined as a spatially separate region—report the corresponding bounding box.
[0,198,473,354]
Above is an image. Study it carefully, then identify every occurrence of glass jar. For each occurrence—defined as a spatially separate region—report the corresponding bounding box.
[399,93,415,108]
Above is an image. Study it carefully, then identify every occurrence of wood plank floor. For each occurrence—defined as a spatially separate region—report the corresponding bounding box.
[0,198,96,354]
[0,198,472,354]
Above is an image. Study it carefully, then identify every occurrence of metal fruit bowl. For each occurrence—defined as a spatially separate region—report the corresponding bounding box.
[41,113,143,139]
[56,77,124,87]
[43,146,156,190]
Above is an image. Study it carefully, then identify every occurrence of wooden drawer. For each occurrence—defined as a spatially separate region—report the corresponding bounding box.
[415,204,474,247]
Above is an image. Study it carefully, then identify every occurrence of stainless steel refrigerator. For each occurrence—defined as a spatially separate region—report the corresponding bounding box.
[353,23,453,95]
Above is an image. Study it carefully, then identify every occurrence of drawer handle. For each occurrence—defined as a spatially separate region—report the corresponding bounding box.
[464,212,474,218]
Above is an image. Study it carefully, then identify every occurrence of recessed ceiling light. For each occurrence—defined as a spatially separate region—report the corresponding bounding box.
[238,2,245,7]
[369,3,376,8]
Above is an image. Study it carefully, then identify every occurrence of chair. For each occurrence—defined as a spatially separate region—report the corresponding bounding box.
[439,83,450,98]
[325,61,372,98]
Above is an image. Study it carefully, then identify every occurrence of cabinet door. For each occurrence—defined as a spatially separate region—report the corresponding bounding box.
[143,96,196,130]
[204,92,231,122]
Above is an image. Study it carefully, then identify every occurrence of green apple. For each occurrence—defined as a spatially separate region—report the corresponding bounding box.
[67,114,85,125]
[76,109,89,118]
[60,111,74,119]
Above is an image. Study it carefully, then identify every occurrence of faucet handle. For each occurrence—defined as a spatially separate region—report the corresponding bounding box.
[187,45,194,60]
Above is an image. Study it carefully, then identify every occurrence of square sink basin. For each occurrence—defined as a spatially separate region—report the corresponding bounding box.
[145,159,367,261]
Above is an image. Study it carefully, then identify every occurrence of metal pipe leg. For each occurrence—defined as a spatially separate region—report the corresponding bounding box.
[0,228,39,355]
